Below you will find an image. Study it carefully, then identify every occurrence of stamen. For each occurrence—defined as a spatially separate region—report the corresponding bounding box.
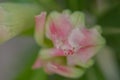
[64,49,74,56]
[68,49,74,55]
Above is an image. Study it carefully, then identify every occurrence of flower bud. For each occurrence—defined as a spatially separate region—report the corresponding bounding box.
[0,3,42,44]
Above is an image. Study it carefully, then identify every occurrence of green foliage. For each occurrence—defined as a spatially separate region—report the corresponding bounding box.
[16,68,47,80]
[10,0,39,3]
[15,47,47,80]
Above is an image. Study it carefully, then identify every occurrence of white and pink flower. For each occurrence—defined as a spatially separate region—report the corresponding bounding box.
[33,11,105,78]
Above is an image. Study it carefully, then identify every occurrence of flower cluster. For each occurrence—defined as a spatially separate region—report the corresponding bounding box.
[33,10,105,78]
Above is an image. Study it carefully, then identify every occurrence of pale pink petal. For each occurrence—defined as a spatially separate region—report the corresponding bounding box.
[67,28,104,65]
[68,28,103,49]
[40,48,65,60]
[68,28,85,48]
[67,45,102,65]
[79,28,104,46]
[44,66,54,74]
[35,12,46,46]
[46,12,72,47]
[32,58,43,69]
[45,62,84,78]
[77,45,102,63]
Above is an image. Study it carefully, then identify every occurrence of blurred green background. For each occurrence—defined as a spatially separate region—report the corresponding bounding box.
[0,0,120,80]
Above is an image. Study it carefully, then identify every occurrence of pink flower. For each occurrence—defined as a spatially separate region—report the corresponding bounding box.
[33,11,105,78]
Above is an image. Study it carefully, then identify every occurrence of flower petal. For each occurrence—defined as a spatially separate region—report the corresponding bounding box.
[68,28,85,48]
[67,55,94,68]
[32,58,43,69]
[80,28,105,46]
[69,28,105,49]
[46,12,72,47]
[45,62,85,78]
[39,48,65,60]
[70,11,85,27]
[67,45,102,65]
[68,28,105,64]
[35,12,47,47]
[62,10,71,16]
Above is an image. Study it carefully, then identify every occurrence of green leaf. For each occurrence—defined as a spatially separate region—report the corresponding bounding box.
[15,46,47,80]
[10,0,39,3]
[16,67,47,80]
[15,52,47,80]
[30,69,47,80]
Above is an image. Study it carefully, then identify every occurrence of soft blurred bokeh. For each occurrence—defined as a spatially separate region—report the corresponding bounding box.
[0,0,120,80]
